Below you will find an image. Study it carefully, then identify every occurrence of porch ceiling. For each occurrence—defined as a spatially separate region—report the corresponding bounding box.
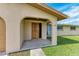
[23,17,48,22]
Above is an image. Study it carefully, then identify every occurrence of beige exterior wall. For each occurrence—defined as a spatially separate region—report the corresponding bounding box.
[58,26,79,36]
[42,22,47,39]
[0,3,57,53]
[24,20,31,40]
[20,20,25,48]
[51,19,57,45]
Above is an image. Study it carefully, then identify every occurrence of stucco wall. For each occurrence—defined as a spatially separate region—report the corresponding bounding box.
[24,20,31,40]
[58,26,79,36]
[42,22,47,39]
[20,20,24,48]
[0,3,57,53]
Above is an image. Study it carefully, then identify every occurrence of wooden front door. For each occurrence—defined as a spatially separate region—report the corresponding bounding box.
[32,23,39,39]
[0,19,5,52]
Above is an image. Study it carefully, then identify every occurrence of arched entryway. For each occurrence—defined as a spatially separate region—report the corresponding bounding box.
[0,17,6,52]
[20,17,51,50]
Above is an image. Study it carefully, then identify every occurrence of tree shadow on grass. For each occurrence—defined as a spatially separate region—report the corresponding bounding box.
[57,36,79,45]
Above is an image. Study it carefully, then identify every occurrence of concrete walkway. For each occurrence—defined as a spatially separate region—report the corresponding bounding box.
[21,39,51,50]
[30,48,45,56]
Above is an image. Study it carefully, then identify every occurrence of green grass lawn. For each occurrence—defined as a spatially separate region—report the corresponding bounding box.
[42,36,79,56]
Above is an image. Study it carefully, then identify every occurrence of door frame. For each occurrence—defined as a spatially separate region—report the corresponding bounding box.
[32,22,42,39]
[0,18,6,52]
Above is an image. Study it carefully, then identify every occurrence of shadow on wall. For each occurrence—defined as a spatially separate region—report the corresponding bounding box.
[57,36,79,45]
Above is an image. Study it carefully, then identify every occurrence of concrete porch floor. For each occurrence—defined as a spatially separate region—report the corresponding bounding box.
[21,39,51,50]
[0,52,6,56]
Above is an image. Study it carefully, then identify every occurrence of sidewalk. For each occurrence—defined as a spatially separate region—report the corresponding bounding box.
[30,48,45,56]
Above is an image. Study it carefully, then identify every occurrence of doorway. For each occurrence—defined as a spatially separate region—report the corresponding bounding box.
[0,18,6,52]
[32,23,42,39]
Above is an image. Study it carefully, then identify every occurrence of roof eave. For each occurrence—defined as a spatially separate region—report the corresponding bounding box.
[27,3,68,21]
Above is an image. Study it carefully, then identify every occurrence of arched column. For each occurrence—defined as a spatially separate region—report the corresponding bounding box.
[6,18,21,53]
[49,18,57,45]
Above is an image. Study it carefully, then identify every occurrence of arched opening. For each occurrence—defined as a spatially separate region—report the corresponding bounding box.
[0,17,6,52]
[20,17,51,50]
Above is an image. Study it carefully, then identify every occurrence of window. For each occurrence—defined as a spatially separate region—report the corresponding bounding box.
[57,26,63,30]
[70,26,76,30]
[47,24,52,38]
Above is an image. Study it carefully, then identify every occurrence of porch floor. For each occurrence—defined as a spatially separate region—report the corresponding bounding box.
[0,52,6,56]
[21,39,51,50]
